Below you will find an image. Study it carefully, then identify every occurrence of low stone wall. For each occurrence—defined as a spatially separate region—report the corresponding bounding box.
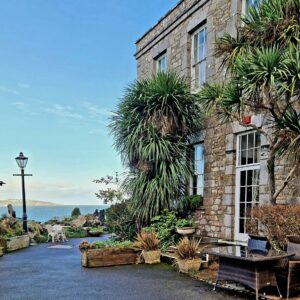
[6,235,30,252]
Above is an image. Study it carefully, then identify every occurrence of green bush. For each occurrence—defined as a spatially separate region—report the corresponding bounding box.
[177,195,202,218]
[176,218,195,228]
[71,208,81,217]
[91,240,133,249]
[144,210,180,250]
[65,227,86,238]
[105,200,136,241]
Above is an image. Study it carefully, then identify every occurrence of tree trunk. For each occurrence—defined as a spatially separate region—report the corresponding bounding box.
[267,148,276,205]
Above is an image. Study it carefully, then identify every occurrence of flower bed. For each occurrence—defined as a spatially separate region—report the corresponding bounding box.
[79,240,141,268]
[6,235,30,252]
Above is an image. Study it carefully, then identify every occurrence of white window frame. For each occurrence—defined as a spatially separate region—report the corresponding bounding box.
[235,131,261,242]
[191,26,207,90]
[156,53,167,73]
[189,143,204,196]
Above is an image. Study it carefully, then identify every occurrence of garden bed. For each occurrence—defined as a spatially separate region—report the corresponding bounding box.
[81,247,141,268]
[5,235,30,252]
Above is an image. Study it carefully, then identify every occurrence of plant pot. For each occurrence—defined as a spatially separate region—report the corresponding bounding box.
[6,235,30,252]
[177,258,201,274]
[176,227,195,235]
[81,247,141,268]
[142,250,161,264]
[87,230,103,237]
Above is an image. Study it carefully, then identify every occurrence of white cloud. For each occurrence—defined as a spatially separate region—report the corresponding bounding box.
[88,128,108,136]
[13,101,30,112]
[44,104,84,120]
[82,101,112,118]
[0,85,19,95]
[17,82,30,89]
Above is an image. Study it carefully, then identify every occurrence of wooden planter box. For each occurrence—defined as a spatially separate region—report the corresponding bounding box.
[81,248,142,268]
[6,235,30,252]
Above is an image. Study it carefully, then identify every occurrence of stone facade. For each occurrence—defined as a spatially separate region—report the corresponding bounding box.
[135,0,300,241]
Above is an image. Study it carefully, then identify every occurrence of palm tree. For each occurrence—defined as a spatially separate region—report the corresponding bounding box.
[110,72,203,222]
[198,0,300,204]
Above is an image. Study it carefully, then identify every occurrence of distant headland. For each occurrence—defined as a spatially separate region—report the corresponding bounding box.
[0,199,64,207]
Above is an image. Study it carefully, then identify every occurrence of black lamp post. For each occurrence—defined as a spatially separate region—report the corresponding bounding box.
[0,181,5,186]
[13,152,32,233]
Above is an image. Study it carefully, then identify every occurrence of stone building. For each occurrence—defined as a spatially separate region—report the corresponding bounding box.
[134,0,300,241]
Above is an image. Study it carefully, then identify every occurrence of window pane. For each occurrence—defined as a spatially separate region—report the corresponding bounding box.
[247,170,253,186]
[248,133,254,149]
[247,149,254,164]
[197,187,204,196]
[195,144,204,160]
[199,61,206,85]
[240,187,246,202]
[241,135,247,150]
[240,150,247,165]
[240,170,246,186]
[246,187,252,203]
[239,218,245,233]
[197,175,204,188]
[194,34,199,63]
[196,160,204,174]
[255,132,261,147]
[240,203,246,218]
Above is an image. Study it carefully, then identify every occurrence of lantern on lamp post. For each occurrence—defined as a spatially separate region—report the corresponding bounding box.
[13,152,32,233]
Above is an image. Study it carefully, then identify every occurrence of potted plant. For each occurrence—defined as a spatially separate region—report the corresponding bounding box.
[176,218,196,235]
[175,238,204,274]
[86,226,104,237]
[134,231,161,264]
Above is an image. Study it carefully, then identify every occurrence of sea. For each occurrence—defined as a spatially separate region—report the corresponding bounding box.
[0,205,110,223]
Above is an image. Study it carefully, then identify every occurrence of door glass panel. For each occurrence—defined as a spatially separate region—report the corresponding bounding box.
[237,132,261,236]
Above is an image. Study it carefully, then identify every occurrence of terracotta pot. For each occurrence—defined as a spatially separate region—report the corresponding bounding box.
[177,258,201,274]
[142,250,161,264]
[176,227,195,235]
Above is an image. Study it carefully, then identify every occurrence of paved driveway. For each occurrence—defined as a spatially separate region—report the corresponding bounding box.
[0,236,250,300]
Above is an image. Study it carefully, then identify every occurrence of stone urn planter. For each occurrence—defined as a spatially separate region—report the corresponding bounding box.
[6,235,30,252]
[80,247,141,268]
[177,258,202,274]
[176,227,196,235]
[142,250,161,264]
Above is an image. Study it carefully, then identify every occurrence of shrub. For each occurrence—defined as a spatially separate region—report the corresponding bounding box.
[65,227,86,239]
[79,240,134,250]
[134,232,160,251]
[176,238,201,259]
[177,195,202,217]
[71,208,81,217]
[105,200,136,241]
[144,210,180,250]
[247,205,300,250]
[176,218,195,228]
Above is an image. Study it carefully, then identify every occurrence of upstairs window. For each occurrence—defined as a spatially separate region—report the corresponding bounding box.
[192,26,207,89]
[156,53,167,73]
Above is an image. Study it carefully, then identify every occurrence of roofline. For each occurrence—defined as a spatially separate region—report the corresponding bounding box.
[135,0,184,44]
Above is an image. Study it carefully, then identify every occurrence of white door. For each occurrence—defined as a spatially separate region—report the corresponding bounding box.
[235,131,261,241]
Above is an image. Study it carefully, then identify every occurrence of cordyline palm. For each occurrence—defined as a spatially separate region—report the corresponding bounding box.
[198,0,300,204]
[110,72,203,222]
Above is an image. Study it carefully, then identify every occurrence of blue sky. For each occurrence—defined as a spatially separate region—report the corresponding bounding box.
[0,0,178,205]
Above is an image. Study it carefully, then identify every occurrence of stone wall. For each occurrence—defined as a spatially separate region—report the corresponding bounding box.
[135,0,300,240]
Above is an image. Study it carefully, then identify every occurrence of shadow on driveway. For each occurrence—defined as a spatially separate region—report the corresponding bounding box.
[0,236,252,300]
